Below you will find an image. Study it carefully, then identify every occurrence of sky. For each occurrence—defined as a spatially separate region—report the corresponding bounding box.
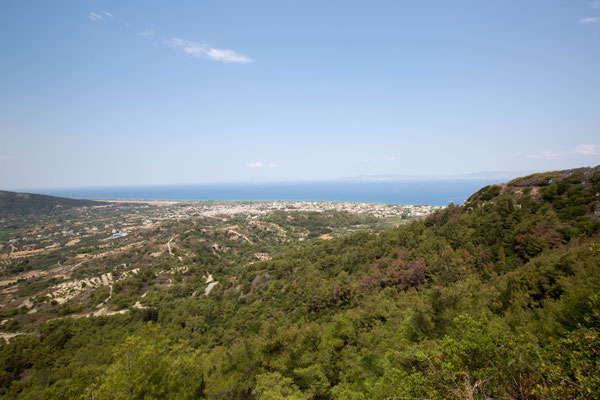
[1,0,599,190]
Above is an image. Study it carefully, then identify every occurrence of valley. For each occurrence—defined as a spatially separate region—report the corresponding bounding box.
[0,197,440,334]
[0,167,599,399]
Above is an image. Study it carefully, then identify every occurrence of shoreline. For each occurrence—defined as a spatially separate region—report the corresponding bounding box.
[98,198,445,207]
[22,180,494,207]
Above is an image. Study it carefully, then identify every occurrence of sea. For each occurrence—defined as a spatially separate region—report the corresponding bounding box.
[34,180,499,207]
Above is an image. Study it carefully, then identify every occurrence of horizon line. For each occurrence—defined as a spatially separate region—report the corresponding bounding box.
[3,170,537,193]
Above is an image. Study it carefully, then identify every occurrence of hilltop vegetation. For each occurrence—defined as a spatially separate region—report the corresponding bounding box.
[1,167,600,399]
[0,191,107,220]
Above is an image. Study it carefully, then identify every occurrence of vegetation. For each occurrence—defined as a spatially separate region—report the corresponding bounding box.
[1,166,599,399]
[0,191,106,219]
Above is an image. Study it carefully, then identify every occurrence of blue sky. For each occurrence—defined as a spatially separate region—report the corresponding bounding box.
[1,0,599,189]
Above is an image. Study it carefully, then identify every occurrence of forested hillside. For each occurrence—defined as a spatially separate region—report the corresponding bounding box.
[0,191,106,219]
[1,167,600,399]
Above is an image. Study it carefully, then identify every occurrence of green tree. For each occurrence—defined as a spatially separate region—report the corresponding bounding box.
[537,295,600,399]
[91,328,204,400]
[253,372,309,400]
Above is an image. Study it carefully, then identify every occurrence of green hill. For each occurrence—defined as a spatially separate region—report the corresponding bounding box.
[0,191,107,218]
[1,166,599,399]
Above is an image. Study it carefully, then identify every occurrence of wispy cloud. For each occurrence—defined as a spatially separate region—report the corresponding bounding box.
[578,17,599,24]
[165,38,252,64]
[575,144,600,155]
[589,1,600,9]
[140,30,154,38]
[247,161,264,168]
[88,12,103,21]
[0,154,14,161]
[88,11,112,22]
[246,161,278,168]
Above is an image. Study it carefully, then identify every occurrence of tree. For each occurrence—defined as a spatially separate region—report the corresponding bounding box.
[91,327,205,400]
[253,372,309,400]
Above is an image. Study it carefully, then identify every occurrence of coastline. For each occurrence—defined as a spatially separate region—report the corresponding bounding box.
[29,180,498,207]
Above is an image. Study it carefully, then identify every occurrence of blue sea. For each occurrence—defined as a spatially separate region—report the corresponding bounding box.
[34,180,499,206]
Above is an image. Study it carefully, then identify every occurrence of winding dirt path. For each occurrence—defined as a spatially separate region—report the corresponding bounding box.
[228,229,253,244]
[167,235,177,256]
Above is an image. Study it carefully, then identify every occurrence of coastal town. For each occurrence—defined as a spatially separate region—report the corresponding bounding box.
[145,200,441,220]
[0,195,443,337]
[1,200,441,259]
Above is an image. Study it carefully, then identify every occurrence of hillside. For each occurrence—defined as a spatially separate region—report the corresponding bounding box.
[0,191,107,219]
[0,167,599,399]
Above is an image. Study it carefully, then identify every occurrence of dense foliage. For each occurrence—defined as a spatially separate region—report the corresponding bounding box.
[1,167,599,399]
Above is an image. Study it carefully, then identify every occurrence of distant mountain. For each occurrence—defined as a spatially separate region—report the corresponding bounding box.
[0,190,107,218]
